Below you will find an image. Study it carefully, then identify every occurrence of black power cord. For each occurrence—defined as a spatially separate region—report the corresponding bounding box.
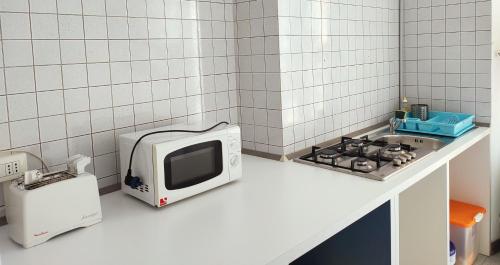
[124,121,230,189]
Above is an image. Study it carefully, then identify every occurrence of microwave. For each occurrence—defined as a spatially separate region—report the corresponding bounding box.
[119,122,242,207]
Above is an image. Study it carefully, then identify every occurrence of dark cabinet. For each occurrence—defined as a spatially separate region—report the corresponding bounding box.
[291,201,391,265]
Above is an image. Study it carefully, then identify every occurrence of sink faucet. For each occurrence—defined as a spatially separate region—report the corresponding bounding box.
[389,117,404,134]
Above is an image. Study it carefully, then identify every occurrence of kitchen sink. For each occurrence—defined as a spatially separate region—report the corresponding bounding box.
[373,134,447,151]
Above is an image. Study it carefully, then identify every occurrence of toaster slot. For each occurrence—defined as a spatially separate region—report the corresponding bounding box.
[24,172,76,190]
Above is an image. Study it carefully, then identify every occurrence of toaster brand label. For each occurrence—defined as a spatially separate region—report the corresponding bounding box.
[34,231,48,237]
[159,197,167,206]
[82,212,99,220]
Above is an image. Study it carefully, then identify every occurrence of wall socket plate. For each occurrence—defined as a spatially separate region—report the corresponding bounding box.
[0,153,28,183]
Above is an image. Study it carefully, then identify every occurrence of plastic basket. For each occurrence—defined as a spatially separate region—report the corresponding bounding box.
[397,111,475,137]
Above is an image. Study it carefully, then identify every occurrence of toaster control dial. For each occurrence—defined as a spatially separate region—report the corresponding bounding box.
[230,154,240,167]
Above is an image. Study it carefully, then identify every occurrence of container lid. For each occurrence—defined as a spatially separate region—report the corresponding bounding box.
[450,200,486,228]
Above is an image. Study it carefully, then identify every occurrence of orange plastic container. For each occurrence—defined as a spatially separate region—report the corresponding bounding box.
[450,200,486,265]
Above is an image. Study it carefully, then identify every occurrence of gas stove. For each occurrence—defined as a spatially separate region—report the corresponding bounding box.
[294,132,450,181]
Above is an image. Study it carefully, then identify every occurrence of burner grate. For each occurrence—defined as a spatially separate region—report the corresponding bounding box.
[300,134,416,173]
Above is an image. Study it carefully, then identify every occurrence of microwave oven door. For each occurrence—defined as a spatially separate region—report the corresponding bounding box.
[153,133,230,206]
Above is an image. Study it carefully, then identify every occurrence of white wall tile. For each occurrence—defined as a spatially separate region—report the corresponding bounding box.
[56,0,82,14]
[112,83,133,106]
[37,90,65,117]
[68,135,93,157]
[30,0,57,13]
[0,123,11,150]
[89,86,113,109]
[2,40,33,67]
[106,0,127,16]
[82,0,106,16]
[93,153,116,178]
[62,64,88,89]
[7,93,38,121]
[85,40,110,63]
[83,16,108,39]
[91,108,114,132]
[64,88,90,113]
[4,67,35,94]
[110,62,131,85]
[0,0,29,12]
[113,105,134,128]
[109,40,130,61]
[33,40,61,65]
[0,96,7,123]
[60,40,86,64]
[35,65,63,91]
[134,102,153,124]
[9,119,39,147]
[58,15,84,39]
[107,17,129,39]
[66,111,91,137]
[0,13,31,39]
[31,14,59,39]
[92,130,115,156]
[87,63,111,86]
[39,115,67,142]
[41,140,68,166]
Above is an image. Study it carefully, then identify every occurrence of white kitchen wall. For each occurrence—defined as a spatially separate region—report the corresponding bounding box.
[0,0,240,211]
[401,0,492,123]
[277,0,400,155]
[235,0,285,155]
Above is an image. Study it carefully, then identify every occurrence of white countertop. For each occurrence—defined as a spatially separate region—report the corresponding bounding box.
[0,127,490,265]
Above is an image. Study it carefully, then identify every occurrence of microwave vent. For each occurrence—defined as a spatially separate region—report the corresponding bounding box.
[138,184,150,193]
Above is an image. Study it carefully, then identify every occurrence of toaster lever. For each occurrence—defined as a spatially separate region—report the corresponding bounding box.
[67,155,91,175]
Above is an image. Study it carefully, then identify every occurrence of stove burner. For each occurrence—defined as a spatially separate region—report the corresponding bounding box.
[319,149,337,159]
[387,144,402,152]
[356,158,368,167]
[351,141,365,148]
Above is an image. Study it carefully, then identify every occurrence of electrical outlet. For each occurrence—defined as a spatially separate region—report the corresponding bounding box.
[0,153,28,182]
[13,161,20,174]
[5,163,13,175]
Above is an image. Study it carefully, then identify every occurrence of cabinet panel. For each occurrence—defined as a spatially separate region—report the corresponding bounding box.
[291,201,391,265]
[399,164,449,265]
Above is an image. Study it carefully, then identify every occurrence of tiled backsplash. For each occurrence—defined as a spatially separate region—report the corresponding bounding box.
[401,0,492,123]
[0,0,240,209]
[277,0,401,155]
[237,0,400,156]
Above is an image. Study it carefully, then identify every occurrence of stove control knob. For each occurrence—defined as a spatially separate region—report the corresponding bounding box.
[398,155,408,163]
[408,152,417,159]
[402,153,412,161]
[393,159,402,167]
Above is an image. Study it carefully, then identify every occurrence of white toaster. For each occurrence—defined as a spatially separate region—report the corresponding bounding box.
[4,155,102,248]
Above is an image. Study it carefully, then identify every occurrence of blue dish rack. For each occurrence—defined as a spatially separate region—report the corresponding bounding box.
[397,111,475,137]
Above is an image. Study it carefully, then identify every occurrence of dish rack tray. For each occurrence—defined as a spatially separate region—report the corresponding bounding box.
[397,111,475,137]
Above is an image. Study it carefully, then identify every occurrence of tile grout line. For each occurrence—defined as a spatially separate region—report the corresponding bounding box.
[54,0,70,166]
[79,0,97,175]
[103,0,118,180]
[26,0,44,171]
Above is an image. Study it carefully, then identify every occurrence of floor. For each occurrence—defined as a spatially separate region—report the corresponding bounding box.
[475,253,500,265]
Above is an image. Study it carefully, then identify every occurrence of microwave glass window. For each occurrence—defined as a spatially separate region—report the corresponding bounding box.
[164,140,223,190]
